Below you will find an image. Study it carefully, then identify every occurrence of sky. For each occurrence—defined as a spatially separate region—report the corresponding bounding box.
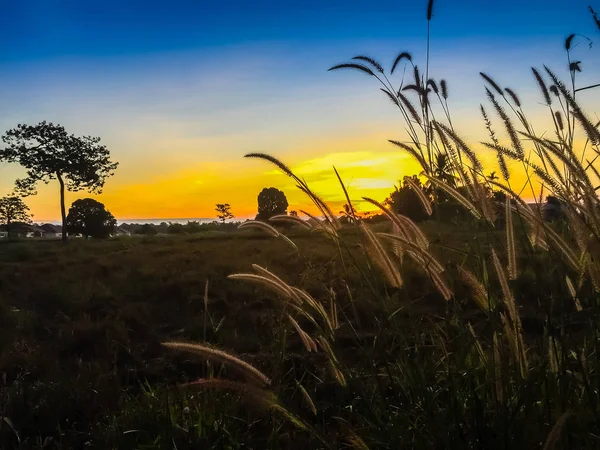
[0,0,599,221]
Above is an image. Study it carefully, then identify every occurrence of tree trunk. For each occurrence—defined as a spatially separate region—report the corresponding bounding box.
[57,173,68,243]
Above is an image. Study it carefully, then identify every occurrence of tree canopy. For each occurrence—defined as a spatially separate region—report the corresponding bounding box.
[385,176,429,222]
[66,198,116,238]
[215,203,234,223]
[0,196,31,238]
[256,187,288,221]
[0,121,118,242]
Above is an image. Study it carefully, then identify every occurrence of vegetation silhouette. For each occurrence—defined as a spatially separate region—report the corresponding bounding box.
[0,122,118,243]
[256,187,288,221]
[66,198,116,239]
[215,203,234,223]
[0,196,31,239]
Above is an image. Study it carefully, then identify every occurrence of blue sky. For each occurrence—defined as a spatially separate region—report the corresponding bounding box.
[0,0,598,220]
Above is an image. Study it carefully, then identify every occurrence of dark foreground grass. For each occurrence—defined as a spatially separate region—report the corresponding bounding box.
[0,218,581,449]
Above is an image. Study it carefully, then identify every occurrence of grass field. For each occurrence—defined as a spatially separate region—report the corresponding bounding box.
[0,216,590,449]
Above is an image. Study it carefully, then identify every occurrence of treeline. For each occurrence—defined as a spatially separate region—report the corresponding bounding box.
[120,220,240,235]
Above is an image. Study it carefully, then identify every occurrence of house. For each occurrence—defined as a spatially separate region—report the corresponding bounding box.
[40,223,63,239]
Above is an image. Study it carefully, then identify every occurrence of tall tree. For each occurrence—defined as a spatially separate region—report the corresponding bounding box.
[215,203,234,223]
[66,198,116,238]
[256,187,288,221]
[0,122,118,243]
[0,196,31,239]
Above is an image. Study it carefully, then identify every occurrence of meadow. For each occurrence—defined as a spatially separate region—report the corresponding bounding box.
[2,2,600,449]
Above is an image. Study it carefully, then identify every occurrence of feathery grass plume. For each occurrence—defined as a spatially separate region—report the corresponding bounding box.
[493,332,504,405]
[403,177,433,215]
[546,66,600,144]
[396,213,429,249]
[295,381,317,416]
[291,287,334,333]
[500,313,521,370]
[549,84,560,97]
[426,0,434,20]
[238,220,280,237]
[429,268,452,300]
[388,140,428,170]
[480,72,504,96]
[390,52,412,74]
[269,214,312,229]
[162,342,271,386]
[295,184,341,230]
[565,33,576,50]
[548,337,561,374]
[440,79,448,99]
[328,287,339,330]
[472,172,497,223]
[434,122,483,171]
[391,222,405,258]
[520,132,593,191]
[378,233,444,272]
[459,267,491,312]
[492,250,517,323]
[504,88,522,107]
[554,111,564,131]
[352,56,384,74]
[481,105,500,146]
[543,411,574,450]
[486,88,524,158]
[346,429,370,450]
[397,92,422,125]
[317,337,346,386]
[427,79,439,94]
[425,176,482,219]
[251,264,296,296]
[228,273,294,301]
[481,142,522,161]
[244,153,294,177]
[360,222,403,288]
[505,198,517,280]
[288,315,318,352]
[380,88,400,107]
[334,166,357,223]
[361,196,411,240]
[493,250,527,375]
[328,63,375,77]
[532,68,552,105]
[467,323,488,365]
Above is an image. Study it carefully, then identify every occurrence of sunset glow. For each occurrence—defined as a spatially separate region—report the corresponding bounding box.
[1,0,599,221]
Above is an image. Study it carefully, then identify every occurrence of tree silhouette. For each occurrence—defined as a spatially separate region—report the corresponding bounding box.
[386,176,429,222]
[0,196,31,239]
[215,203,234,223]
[66,198,116,238]
[256,187,288,221]
[0,122,118,243]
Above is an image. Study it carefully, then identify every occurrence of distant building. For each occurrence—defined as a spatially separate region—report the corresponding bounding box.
[40,224,63,239]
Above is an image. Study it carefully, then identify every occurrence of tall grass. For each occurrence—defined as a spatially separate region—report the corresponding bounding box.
[164,3,600,448]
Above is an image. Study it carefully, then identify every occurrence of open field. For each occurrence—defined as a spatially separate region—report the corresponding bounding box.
[0,218,592,449]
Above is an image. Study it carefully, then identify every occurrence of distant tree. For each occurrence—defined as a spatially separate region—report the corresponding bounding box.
[0,196,32,239]
[167,223,186,234]
[215,203,234,223]
[0,121,118,243]
[543,195,565,222]
[386,176,429,222]
[66,198,116,238]
[135,223,158,235]
[256,187,288,221]
[186,221,203,233]
[289,210,298,217]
